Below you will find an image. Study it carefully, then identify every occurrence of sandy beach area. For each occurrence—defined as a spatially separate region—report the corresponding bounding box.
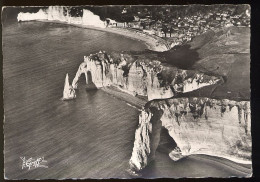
[34,19,170,52]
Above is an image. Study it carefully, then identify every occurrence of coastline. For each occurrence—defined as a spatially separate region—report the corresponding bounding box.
[22,19,170,52]
[101,86,147,110]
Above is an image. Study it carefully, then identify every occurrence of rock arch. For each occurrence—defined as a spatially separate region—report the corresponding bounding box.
[129,98,252,173]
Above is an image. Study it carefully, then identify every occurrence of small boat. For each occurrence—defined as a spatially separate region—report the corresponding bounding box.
[62,73,76,100]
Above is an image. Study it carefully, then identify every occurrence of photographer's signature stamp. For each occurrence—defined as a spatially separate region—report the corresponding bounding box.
[20,157,48,170]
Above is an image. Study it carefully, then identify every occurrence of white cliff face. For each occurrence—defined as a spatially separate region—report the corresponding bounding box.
[17,6,69,22]
[172,71,220,93]
[129,98,251,172]
[127,62,147,96]
[146,70,174,100]
[72,61,88,89]
[17,9,48,22]
[72,52,221,101]
[47,6,68,22]
[63,73,76,100]
[129,110,153,171]
[82,9,106,28]
[17,6,104,27]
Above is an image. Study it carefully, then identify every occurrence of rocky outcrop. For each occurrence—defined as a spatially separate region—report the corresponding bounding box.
[72,51,222,101]
[63,73,76,100]
[129,97,251,172]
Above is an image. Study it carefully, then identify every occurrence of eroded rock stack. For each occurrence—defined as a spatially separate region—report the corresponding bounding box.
[63,73,76,100]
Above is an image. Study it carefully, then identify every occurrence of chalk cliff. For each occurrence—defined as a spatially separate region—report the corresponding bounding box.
[17,9,48,21]
[129,98,251,171]
[17,6,106,28]
[72,51,222,101]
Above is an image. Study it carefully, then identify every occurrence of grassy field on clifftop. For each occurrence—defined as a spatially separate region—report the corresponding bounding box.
[162,26,250,101]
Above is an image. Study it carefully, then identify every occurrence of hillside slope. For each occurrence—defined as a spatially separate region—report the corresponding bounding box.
[189,27,250,100]
[162,26,250,101]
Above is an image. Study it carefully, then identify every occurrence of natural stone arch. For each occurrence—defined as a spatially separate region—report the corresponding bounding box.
[86,70,93,84]
[129,98,252,174]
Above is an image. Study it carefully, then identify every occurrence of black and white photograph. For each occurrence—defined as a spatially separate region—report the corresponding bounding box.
[2,4,252,179]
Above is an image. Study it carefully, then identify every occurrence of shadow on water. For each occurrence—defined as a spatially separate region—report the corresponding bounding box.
[140,127,177,178]
[86,71,98,90]
[159,44,200,69]
[75,70,97,90]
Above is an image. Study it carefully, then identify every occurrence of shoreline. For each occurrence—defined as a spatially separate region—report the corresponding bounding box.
[20,19,170,52]
[101,86,147,110]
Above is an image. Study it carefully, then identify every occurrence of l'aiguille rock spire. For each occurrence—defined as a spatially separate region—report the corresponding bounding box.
[63,73,76,100]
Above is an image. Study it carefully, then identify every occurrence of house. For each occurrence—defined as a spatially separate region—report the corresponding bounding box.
[129,21,141,29]
[204,15,209,19]
[178,33,185,38]
[170,33,179,38]
[143,29,155,35]
[225,23,233,27]
[116,22,127,28]
[155,31,164,37]
[232,15,240,19]
[122,8,127,14]
[166,32,171,37]
[183,35,191,41]
[222,13,228,17]
[216,16,221,20]
[134,16,140,22]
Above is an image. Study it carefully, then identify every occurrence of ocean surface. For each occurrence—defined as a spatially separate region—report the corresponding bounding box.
[3,21,251,179]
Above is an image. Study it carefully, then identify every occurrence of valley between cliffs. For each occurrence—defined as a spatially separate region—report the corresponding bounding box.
[70,25,251,175]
